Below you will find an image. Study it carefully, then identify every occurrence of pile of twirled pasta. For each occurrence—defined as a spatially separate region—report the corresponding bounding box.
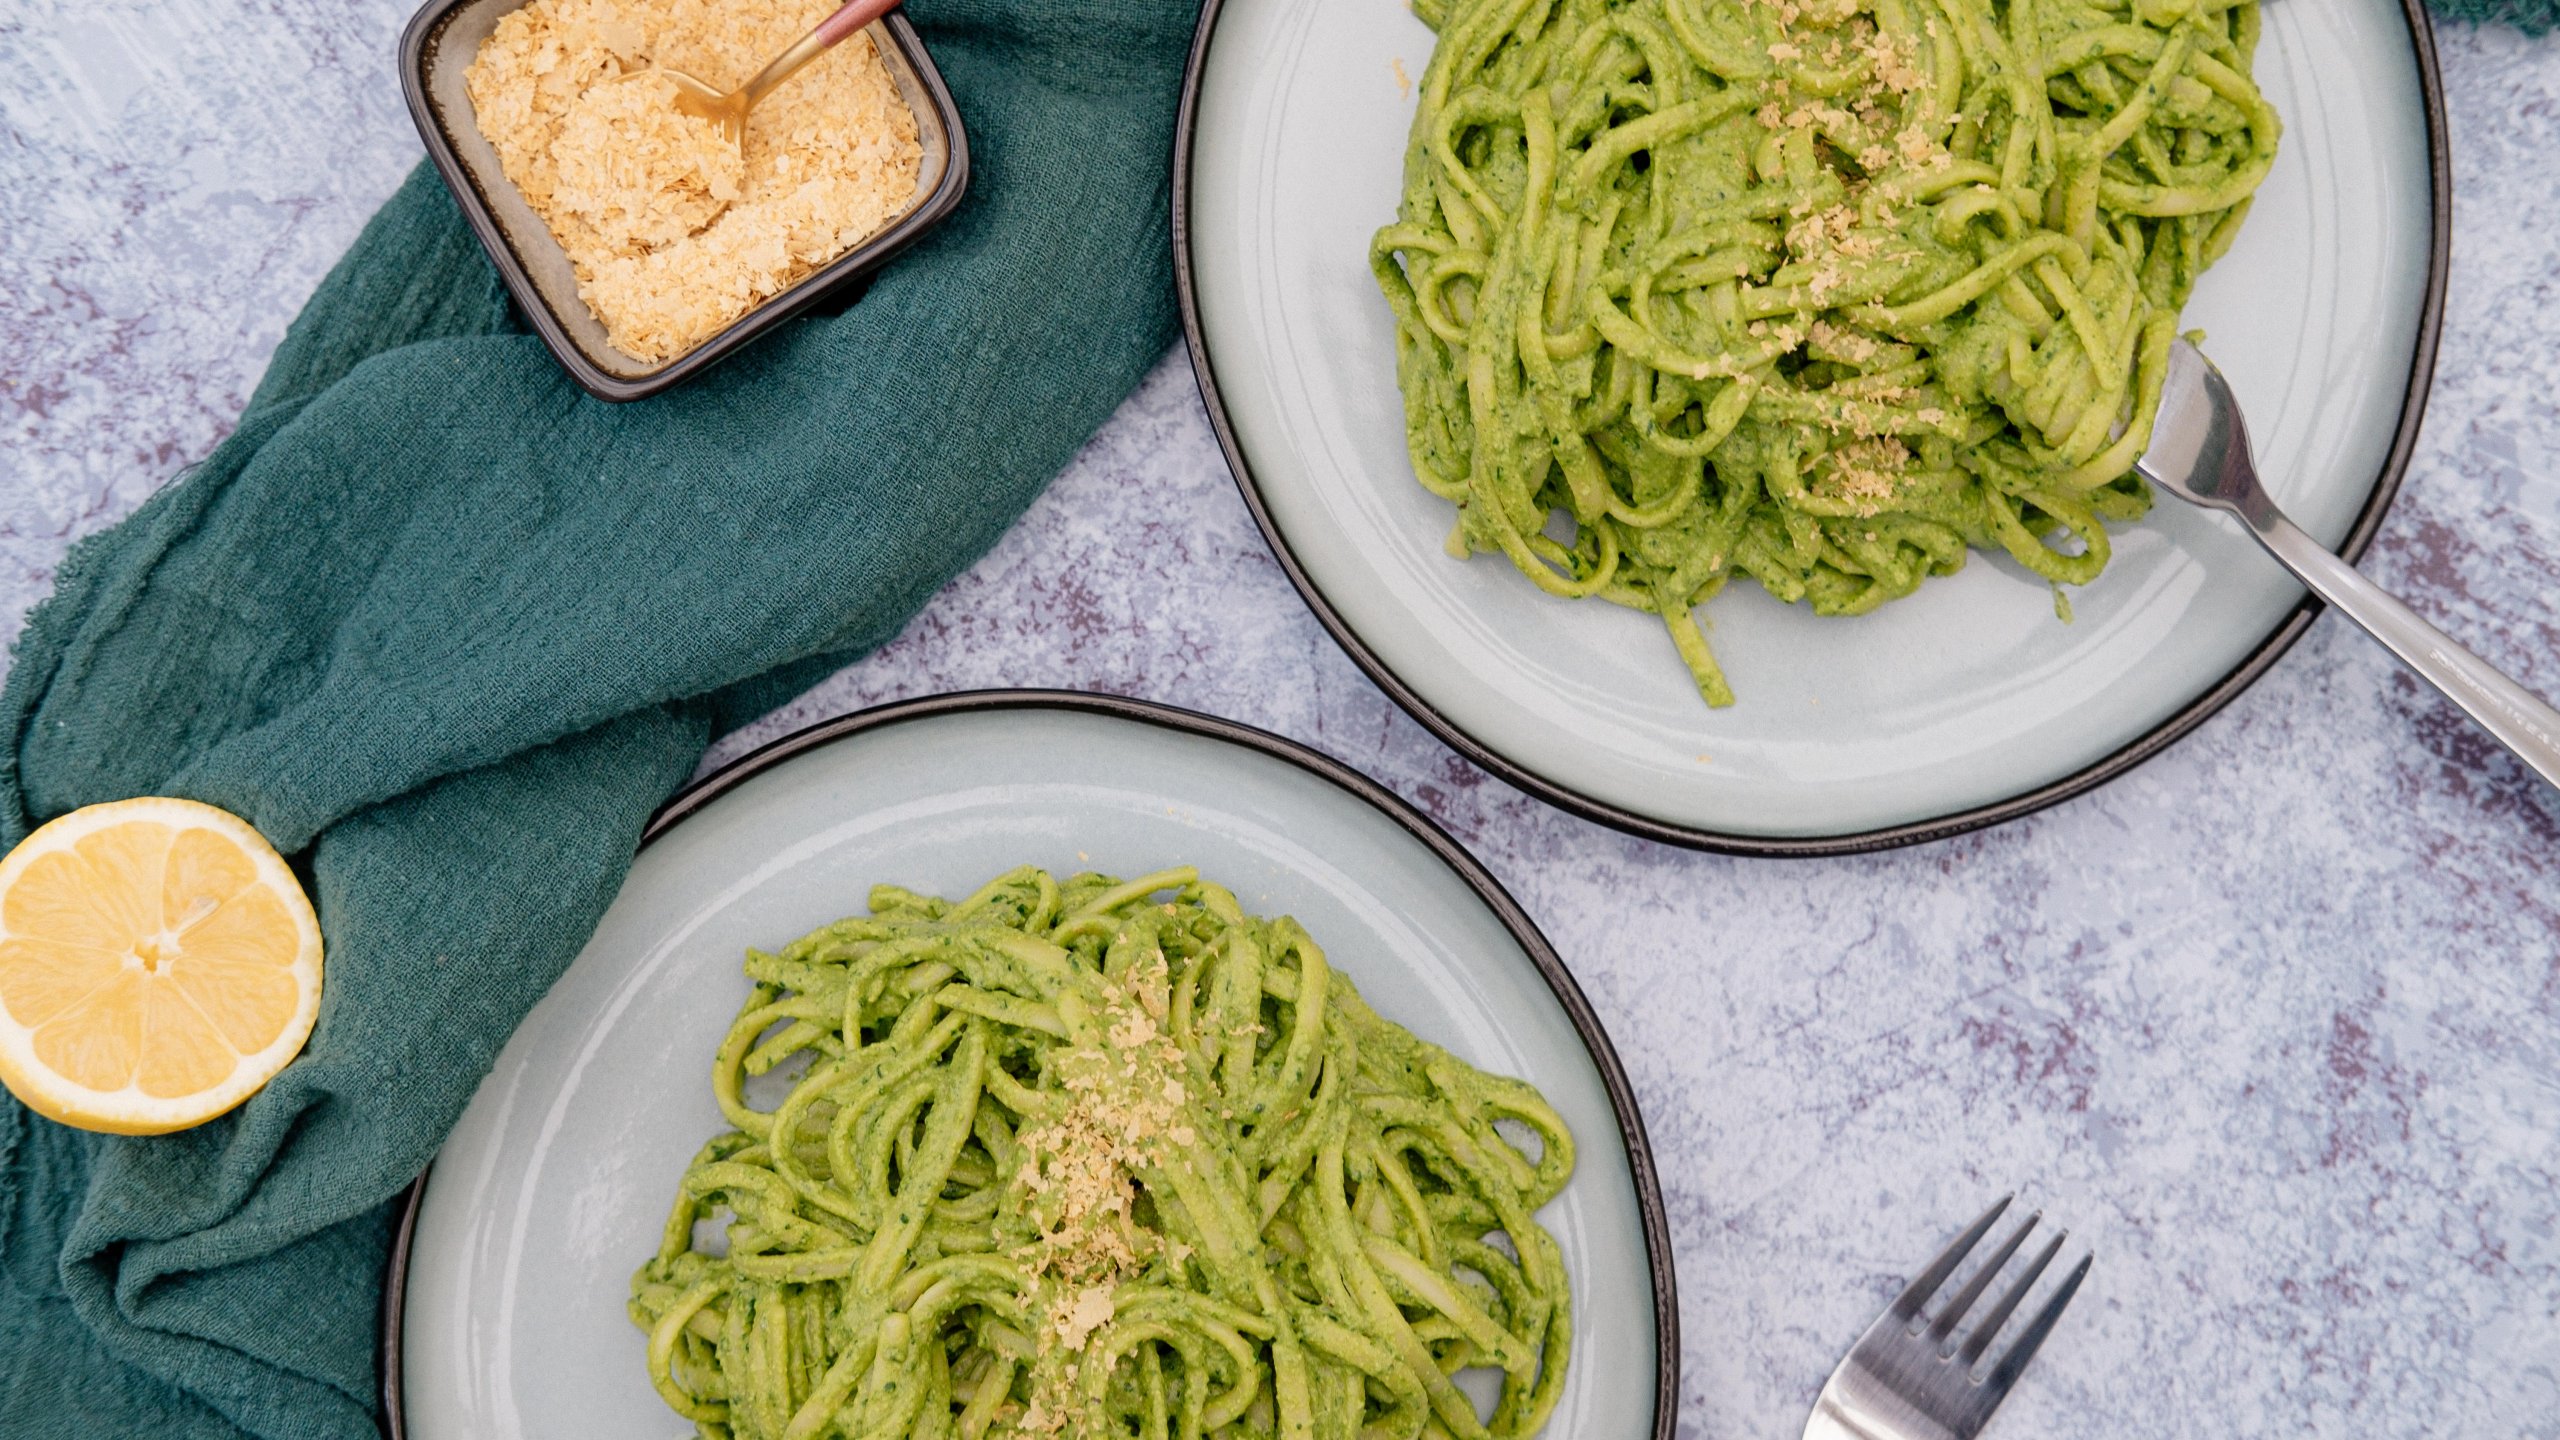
[629,865,1574,1440]
[1373,0,2279,704]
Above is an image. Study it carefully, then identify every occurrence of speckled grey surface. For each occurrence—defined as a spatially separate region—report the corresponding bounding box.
[4,1,2556,1435]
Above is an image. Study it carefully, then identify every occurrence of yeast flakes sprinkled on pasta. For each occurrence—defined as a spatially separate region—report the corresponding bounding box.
[1012,948,1196,1435]
[465,0,920,362]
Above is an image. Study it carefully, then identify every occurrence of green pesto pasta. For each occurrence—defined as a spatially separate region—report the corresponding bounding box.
[629,865,1575,1440]
[1372,0,2279,705]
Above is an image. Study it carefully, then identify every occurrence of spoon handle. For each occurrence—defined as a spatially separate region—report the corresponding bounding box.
[2242,505,2560,790]
[740,0,903,112]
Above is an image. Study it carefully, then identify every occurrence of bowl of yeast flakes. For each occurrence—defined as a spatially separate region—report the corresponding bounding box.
[401,0,968,399]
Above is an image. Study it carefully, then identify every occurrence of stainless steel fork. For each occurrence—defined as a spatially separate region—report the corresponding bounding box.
[1803,1197,2091,1440]
[2136,339,2560,791]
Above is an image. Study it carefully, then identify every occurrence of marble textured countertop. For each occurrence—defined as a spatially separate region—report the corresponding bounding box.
[5,1,2556,1435]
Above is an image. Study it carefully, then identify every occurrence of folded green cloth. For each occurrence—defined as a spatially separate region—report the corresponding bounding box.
[2440,0,2557,29]
[0,1,1192,1434]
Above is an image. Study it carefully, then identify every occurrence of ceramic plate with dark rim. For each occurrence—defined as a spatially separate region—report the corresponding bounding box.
[382,691,1675,1440]
[1175,0,2449,854]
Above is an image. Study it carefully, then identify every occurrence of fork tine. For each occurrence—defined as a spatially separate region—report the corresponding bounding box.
[1889,1195,2011,1321]
[1955,1230,2066,1365]
[1923,1211,2038,1343]
[1976,1252,2092,1396]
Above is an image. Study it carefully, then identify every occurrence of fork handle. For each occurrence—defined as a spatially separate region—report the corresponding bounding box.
[739,0,902,112]
[2243,507,2560,790]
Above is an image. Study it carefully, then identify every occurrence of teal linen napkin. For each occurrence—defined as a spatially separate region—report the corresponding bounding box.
[0,0,1193,1434]
[2445,0,2558,28]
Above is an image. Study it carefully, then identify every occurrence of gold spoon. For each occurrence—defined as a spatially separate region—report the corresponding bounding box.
[660,0,903,152]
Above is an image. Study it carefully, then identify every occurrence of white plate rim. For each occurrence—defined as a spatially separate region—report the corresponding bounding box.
[1169,0,2453,857]
[376,688,1682,1440]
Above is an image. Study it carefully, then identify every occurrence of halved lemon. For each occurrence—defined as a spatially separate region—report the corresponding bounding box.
[0,797,322,1134]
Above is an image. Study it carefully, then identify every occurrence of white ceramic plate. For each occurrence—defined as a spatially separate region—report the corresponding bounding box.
[1178,0,2447,852]
[389,692,1674,1440]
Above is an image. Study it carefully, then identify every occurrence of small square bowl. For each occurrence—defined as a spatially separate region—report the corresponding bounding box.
[399,0,968,402]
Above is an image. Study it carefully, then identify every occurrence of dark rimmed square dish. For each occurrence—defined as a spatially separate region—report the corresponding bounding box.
[399,0,968,402]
